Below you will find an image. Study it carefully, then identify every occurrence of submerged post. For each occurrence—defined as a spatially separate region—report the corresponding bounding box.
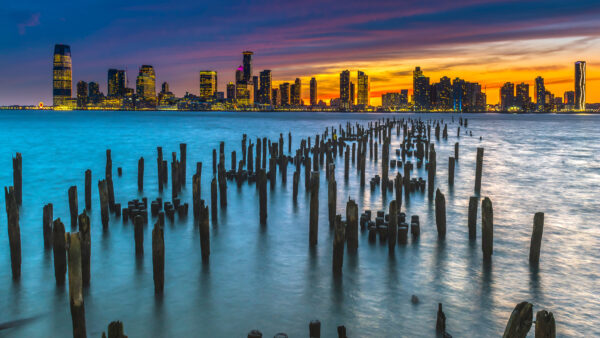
[332,215,345,274]
[66,232,87,338]
[435,189,446,239]
[5,186,21,279]
[68,186,78,229]
[468,196,478,240]
[85,170,92,211]
[502,302,533,338]
[258,169,267,225]
[152,218,164,294]
[78,212,91,286]
[138,157,144,192]
[309,172,320,246]
[529,212,545,266]
[53,218,66,285]
[482,197,493,259]
[388,200,398,251]
[199,201,210,263]
[475,147,484,193]
[43,203,53,249]
[134,215,144,256]
[12,153,22,205]
[448,157,455,186]
[98,180,109,229]
[346,199,358,253]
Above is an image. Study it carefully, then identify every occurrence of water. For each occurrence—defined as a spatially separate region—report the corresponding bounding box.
[0,111,598,337]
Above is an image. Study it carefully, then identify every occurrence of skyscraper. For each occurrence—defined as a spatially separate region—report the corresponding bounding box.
[272,88,280,107]
[226,82,236,101]
[53,44,72,107]
[88,82,101,104]
[136,65,156,100]
[280,83,290,106]
[535,76,545,112]
[107,69,126,98]
[199,71,218,101]
[500,82,515,111]
[350,82,355,106]
[564,91,575,107]
[452,78,466,111]
[413,67,430,111]
[309,77,317,106]
[575,61,586,111]
[291,78,301,105]
[253,75,259,104]
[340,70,351,110]
[259,70,272,105]
[357,71,370,106]
[242,51,253,83]
[235,66,244,84]
[515,83,530,110]
[437,76,452,110]
[76,81,88,108]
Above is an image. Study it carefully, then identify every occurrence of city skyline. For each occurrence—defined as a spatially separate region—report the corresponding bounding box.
[2,1,600,106]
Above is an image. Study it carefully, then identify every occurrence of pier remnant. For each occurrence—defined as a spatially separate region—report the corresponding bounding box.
[66,232,87,338]
[529,212,545,266]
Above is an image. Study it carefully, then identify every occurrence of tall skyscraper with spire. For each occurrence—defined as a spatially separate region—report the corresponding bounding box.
[575,61,586,111]
[53,44,72,107]
[242,51,253,83]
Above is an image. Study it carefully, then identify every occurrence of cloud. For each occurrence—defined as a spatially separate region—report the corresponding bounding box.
[17,12,40,35]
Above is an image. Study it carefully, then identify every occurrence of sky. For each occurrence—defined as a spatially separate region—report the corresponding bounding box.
[1,0,600,106]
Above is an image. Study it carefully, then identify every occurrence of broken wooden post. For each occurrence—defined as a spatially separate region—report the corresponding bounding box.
[344,146,349,181]
[388,200,398,252]
[454,142,459,161]
[5,186,21,279]
[211,177,218,224]
[482,197,493,259]
[535,310,555,338]
[428,145,436,199]
[68,186,78,229]
[157,147,164,191]
[256,138,262,171]
[328,166,337,228]
[12,153,22,205]
[152,218,164,294]
[468,196,478,240]
[502,302,533,338]
[475,147,484,193]
[247,329,262,338]
[78,213,91,286]
[394,173,403,211]
[309,172,320,246]
[85,170,91,211]
[66,232,87,338]
[106,150,116,213]
[436,303,446,335]
[138,157,144,192]
[192,173,201,220]
[103,321,127,338]
[199,201,210,263]
[180,143,187,185]
[435,189,446,239]
[134,215,144,256]
[346,199,358,253]
[98,180,109,229]
[448,157,455,186]
[53,218,66,285]
[258,169,267,225]
[332,215,345,275]
[529,212,545,266]
[43,203,53,249]
[309,320,321,338]
[292,171,299,202]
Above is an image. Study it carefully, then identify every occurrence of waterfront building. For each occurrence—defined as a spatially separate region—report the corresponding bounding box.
[500,82,515,110]
[53,44,72,107]
[227,82,236,101]
[76,81,88,108]
[413,67,430,111]
[280,83,290,106]
[243,51,253,83]
[291,78,301,105]
[357,71,370,106]
[107,69,126,98]
[136,65,157,107]
[535,76,545,112]
[199,70,218,101]
[340,70,351,110]
[259,70,272,105]
[309,77,317,106]
[516,83,530,110]
[575,61,586,110]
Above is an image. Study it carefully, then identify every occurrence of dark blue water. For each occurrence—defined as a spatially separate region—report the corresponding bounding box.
[0,111,598,337]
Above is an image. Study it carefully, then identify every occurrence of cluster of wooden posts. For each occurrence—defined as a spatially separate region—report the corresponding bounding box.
[3,115,553,337]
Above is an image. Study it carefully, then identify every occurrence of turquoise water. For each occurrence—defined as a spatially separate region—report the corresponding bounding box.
[0,111,598,337]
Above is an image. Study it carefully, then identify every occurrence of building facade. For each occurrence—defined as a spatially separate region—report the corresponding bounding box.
[53,44,72,107]
[199,71,218,101]
[575,61,586,111]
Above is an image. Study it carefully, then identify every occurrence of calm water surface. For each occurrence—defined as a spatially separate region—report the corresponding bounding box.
[0,111,599,337]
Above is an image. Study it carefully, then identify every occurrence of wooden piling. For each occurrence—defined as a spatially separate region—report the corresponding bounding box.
[104,321,126,338]
[106,150,116,213]
[436,303,446,335]
[5,186,21,279]
[157,147,164,191]
[12,153,22,205]
[53,218,66,285]
[468,196,478,240]
[388,200,398,251]
[138,157,144,191]
[428,145,436,199]
[66,232,86,338]
[43,203,53,249]
[152,218,164,294]
[309,320,321,338]
[482,197,493,259]
[535,310,556,338]
[78,213,91,286]
[309,172,320,246]
[529,212,545,265]
[85,170,91,211]
[435,189,446,239]
[448,157,455,186]
[292,171,299,202]
[394,173,402,211]
[98,180,109,229]
[258,169,267,225]
[68,186,78,229]
[502,302,533,338]
[199,201,210,262]
[454,142,459,161]
[332,215,345,274]
[328,168,337,228]
[180,143,187,185]
[346,199,358,252]
[475,147,484,193]
[134,215,144,256]
[211,177,218,224]
[192,173,201,220]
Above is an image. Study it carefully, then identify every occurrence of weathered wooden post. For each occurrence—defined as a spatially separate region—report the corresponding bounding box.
[428,145,436,199]
[138,157,144,191]
[435,189,446,239]
[218,163,227,208]
[332,215,345,274]
[388,200,398,251]
[344,146,349,181]
[309,320,321,338]
[68,186,78,229]
[43,203,53,249]
[53,218,66,285]
[256,138,262,171]
[436,303,446,335]
[152,218,164,294]
[134,215,144,256]
[231,151,237,172]
[468,196,478,240]
[346,199,358,253]
[211,177,218,224]
[180,143,187,185]
[309,172,320,246]
[78,213,91,286]
[448,157,455,186]
[292,171,299,202]
[85,170,92,211]
[258,169,267,225]
[328,165,337,228]
[12,153,22,205]
[199,201,210,263]
[305,157,311,191]
[502,302,533,338]
[192,173,201,220]
[535,310,555,338]
[106,150,116,213]
[454,142,459,161]
[482,197,493,259]
[475,147,484,193]
[66,232,87,338]
[247,329,262,338]
[157,147,164,191]
[5,187,21,279]
[529,212,545,266]
[103,321,127,338]
[98,180,109,229]
[394,173,402,211]
[262,137,267,169]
